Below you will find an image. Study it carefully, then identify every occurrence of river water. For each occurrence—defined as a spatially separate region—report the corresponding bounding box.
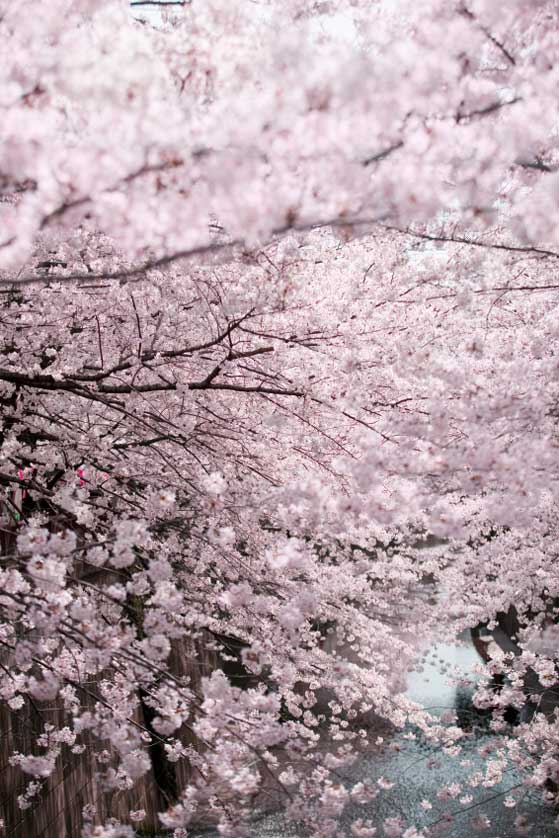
[193,635,559,837]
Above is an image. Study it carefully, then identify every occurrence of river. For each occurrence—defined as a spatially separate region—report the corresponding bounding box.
[193,634,558,837]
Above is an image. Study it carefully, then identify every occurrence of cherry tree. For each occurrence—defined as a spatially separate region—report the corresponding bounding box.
[0,0,558,835]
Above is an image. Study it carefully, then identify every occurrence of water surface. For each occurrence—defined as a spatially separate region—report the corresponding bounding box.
[193,637,558,837]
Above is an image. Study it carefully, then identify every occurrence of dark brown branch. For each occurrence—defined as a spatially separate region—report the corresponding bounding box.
[456,97,520,123]
[131,1,187,5]
[0,366,302,398]
[460,5,516,65]
[99,379,303,396]
[188,364,222,390]
[483,30,516,65]
[362,141,404,166]
[40,160,184,229]
[516,157,555,173]
[73,316,254,383]
[0,368,125,407]
[227,346,274,360]
[95,315,104,369]
[130,294,143,357]
[0,471,53,496]
[197,383,303,396]
[384,225,559,260]
[3,214,388,287]
[113,435,173,450]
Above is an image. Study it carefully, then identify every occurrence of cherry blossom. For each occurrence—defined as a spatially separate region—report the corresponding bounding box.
[0,0,558,835]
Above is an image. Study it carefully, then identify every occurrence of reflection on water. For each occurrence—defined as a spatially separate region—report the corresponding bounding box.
[405,633,480,710]
[191,636,558,837]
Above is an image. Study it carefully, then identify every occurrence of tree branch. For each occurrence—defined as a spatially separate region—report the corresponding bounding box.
[384,225,559,260]
[2,214,388,287]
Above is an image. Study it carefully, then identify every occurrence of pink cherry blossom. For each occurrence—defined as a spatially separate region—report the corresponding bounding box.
[0,0,558,835]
